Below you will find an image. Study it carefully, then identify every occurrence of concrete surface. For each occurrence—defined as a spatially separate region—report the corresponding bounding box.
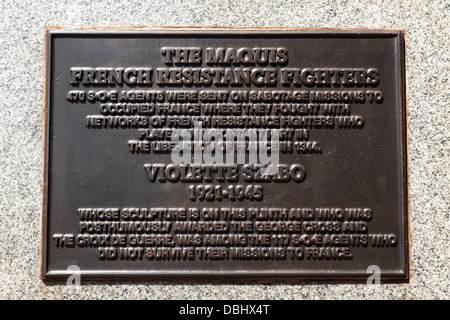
[0,0,448,299]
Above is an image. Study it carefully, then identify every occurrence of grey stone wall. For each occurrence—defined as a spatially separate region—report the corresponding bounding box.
[0,0,448,299]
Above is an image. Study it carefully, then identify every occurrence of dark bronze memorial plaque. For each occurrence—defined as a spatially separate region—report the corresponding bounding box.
[41,28,409,282]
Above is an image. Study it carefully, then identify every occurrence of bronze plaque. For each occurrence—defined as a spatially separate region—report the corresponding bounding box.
[41,28,409,282]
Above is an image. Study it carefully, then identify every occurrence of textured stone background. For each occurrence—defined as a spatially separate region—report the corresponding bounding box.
[0,0,448,299]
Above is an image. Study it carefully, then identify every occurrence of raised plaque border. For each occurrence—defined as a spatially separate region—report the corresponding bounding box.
[40,27,410,283]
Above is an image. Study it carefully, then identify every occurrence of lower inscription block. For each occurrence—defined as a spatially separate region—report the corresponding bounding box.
[41,28,409,282]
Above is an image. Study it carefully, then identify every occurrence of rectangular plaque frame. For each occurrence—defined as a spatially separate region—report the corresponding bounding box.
[41,28,409,282]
